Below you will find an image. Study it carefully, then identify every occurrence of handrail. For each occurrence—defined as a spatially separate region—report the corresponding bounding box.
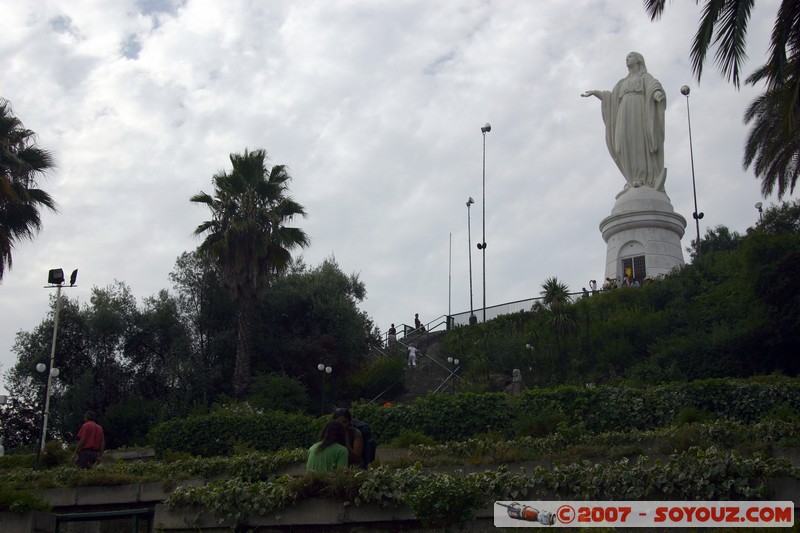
[448,291,588,327]
[432,366,461,394]
[368,381,404,405]
[378,292,592,345]
[378,314,449,347]
[394,335,452,375]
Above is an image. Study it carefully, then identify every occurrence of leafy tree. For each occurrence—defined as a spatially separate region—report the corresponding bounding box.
[169,250,237,406]
[756,199,800,234]
[0,398,41,450]
[6,295,86,445]
[191,149,310,397]
[5,282,190,448]
[688,225,744,260]
[741,229,800,373]
[645,0,800,198]
[0,98,56,281]
[123,290,192,412]
[256,258,372,406]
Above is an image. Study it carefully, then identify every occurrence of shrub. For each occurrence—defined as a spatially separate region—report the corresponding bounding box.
[673,406,713,425]
[41,441,70,469]
[0,454,36,471]
[512,404,567,438]
[0,487,51,513]
[149,409,320,457]
[404,472,485,527]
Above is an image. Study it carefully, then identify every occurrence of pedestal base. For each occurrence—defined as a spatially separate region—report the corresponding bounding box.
[599,186,687,284]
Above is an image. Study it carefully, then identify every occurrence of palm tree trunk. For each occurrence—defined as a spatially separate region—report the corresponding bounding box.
[233,297,254,398]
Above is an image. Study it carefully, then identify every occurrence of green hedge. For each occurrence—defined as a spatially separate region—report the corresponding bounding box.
[149,410,322,457]
[352,377,800,443]
[149,377,800,456]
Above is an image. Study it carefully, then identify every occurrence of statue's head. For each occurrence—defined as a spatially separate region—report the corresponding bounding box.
[512,368,521,382]
[626,52,647,73]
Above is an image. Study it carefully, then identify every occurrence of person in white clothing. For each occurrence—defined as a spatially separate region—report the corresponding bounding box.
[407,345,418,368]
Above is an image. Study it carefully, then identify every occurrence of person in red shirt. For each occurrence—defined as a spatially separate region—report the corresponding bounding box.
[72,410,105,468]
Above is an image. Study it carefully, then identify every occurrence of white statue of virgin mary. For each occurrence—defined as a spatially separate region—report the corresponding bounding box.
[583,52,667,197]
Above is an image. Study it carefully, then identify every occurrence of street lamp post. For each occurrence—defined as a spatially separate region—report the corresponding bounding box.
[478,123,491,323]
[681,86,704,256]
[525,343,535,372]
[466,197,476,324]
[38,268,77,459]
[36,362,60,459]
[755,202,763,223]
[446,356,460,394]
[317,363,332,416]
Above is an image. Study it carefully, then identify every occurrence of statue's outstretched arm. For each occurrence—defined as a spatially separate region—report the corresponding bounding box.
[581,90,602,99]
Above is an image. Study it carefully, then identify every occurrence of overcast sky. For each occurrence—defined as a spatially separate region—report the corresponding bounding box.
[0,0,783,394]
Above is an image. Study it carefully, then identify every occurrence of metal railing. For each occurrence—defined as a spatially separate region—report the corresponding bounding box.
[377,315,449,351]
[448,292,586,327]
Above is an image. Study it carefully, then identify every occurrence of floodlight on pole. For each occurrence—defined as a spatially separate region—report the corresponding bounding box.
[681,85,704,256]
[478,123,491,323]
[755,202,763,223]
[466,197,476,324]
[39,267,77,461]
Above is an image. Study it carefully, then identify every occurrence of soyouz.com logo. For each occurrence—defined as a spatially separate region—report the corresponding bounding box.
[494,501,794,528]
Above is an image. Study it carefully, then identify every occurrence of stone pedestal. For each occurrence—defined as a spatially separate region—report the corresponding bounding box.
[599,186,686,283]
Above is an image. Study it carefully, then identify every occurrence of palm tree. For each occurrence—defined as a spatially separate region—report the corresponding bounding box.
[191,149,309,397]
[539,277,571,309]
[644,0,800,199]
[0,98,57,282]
[743,86,800,198]
[538,277,575,380]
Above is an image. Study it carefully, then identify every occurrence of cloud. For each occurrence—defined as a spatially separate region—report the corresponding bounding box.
[0,0,781,392]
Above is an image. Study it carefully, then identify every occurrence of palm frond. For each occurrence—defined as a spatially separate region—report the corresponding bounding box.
[643,0,668,20]
[0,98,56,281]
[710,0,754,88]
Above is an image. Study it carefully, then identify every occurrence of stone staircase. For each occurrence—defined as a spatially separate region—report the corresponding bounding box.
[390,331,458,404]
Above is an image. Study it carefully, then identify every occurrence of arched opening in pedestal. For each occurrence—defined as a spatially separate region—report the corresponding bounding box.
[619,240,646,284]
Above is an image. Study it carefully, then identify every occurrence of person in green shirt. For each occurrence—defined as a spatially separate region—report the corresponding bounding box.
[306,420,349,473]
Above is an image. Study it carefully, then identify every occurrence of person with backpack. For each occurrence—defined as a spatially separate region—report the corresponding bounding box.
[333,407,376,469]
[332,408,362,466]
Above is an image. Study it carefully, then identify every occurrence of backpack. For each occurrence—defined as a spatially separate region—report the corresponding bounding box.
[351,418,377,468]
